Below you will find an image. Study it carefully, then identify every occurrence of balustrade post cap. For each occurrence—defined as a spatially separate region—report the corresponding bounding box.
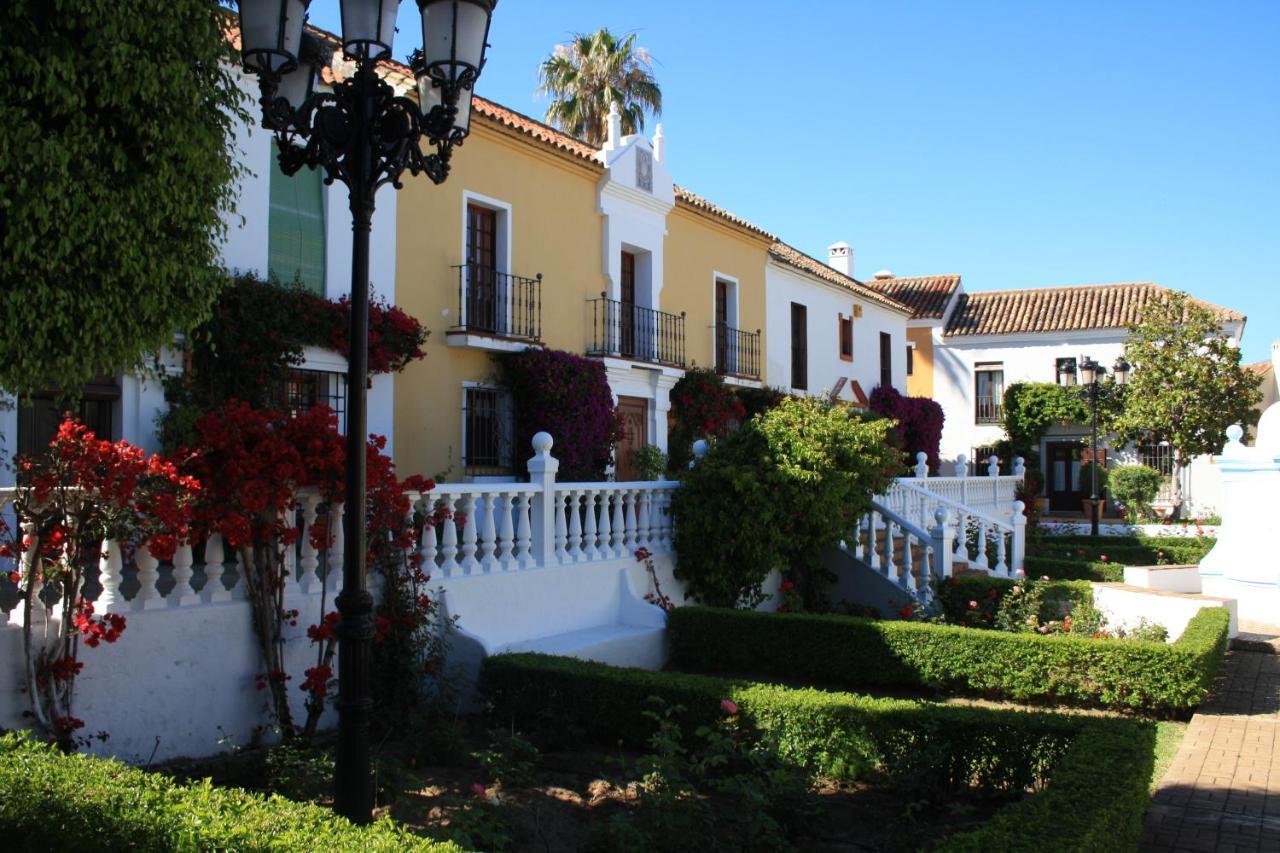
[691,439,709,459]
[956,453,967,463]
[1012,500,1027,523]
[934,507,950,526]
[531,432,554,455]
[989,455,999,464]
[1226,424,1244,444]
[917,451,928,463]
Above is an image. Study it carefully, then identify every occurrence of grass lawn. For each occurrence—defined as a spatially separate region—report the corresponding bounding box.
[1151,721,1189,792]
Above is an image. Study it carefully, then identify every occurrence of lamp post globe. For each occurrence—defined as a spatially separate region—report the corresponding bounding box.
[234,0,497,825]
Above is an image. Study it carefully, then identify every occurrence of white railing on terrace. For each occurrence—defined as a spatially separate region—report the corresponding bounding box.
[884,477,1027,578]
[904,452,1026,516]
[0,432,676,621]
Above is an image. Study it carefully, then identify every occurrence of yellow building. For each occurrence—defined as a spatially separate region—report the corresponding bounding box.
[392,83,774,482]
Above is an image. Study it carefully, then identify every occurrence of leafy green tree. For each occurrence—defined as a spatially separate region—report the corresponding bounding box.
[1112,291,1261,511]
[672,397,898,609]
[1001,382,1091,461]
[0,1,244,399]
[537,28,662,146]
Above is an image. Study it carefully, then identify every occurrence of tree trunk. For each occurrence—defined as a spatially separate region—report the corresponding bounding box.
[1170,447,1185,518]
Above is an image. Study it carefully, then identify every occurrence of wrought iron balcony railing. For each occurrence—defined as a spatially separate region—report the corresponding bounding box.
[586,296,686,368]
[713,324,761,380]
[975,395,1004,424]
[453,264,542,341]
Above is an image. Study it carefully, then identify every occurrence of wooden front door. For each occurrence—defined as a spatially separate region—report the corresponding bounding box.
[616,395,649,481]
[466,204,498,332]
[1046,441,1083,512]
[619,251,637,357]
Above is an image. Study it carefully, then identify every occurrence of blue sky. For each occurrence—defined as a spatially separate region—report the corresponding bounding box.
[306,1,1279,363]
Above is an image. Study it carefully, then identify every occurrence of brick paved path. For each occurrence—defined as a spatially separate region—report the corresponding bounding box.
[1141,651,1280,852]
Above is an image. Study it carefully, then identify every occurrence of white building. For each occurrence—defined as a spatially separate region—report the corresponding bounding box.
[863,277,1247,515]
[765,242,912,405]
[0,58,398,483]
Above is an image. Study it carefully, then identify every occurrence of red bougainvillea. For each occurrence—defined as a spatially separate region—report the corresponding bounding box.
[668,368,746,472]
[6,420,198,750]
[869,385,945,475]
[500,348,620,481]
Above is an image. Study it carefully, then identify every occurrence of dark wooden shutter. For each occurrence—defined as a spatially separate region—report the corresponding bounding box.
[879,332,892,389]
[620,251,637,357]
[466,204,498,332]
[268,156,326,295]
[790,303,808,390]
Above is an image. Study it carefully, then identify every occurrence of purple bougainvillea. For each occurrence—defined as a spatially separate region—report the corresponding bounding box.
[500,349,620,481]
[869,385,945,474]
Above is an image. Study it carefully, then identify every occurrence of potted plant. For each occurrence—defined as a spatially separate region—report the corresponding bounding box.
[1078,461,1109,521]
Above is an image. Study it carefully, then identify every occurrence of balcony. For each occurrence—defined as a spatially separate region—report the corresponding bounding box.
[713,324,761,381]
[446,264,542,350]
[586,296,686,369]
[975,395,1004,424]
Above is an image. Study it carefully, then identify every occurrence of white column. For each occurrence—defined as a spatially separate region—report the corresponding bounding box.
[526,432,560,568]
[930,508,954,581]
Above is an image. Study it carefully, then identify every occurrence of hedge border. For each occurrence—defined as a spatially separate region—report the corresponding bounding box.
[667,606,1229,715]
[0,734,458,852]
[480,653,1155,853]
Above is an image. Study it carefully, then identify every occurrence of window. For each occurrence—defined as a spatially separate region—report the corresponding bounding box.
[463,386,515,476]
[972,445,1004,474]
[838,315,853,361]
[879,332,893,390]
[465,203,501,333]
[17,378,119,457]
[268,155,326,295]
[277,369,347,432]
[906,344,915,376]
[790,303,808,390]
[975,363,1004,423]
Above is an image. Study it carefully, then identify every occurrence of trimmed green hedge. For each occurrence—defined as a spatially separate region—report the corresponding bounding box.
[1035,534,1214,566]
[1025,555,1123,582]
[667,606,1230,715]
[480,653,1156,852]
[0,734,459,852]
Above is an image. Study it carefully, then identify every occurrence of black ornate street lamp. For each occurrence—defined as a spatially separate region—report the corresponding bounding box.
[1062,355,1130,536]
[236,0,496,824]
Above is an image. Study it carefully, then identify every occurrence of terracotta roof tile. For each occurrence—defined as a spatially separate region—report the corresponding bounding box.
[1246,360,1273,378]
[675,187,776,240]
[864,274,961,320]
[943,283,1245,337]
[767,243,913,314]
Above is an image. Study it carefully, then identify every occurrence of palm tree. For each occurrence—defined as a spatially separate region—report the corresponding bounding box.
[537,29,662,147]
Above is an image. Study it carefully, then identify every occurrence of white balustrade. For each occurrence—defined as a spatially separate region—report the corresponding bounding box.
[298,492,322,593]
[171,541,199,606]
[134,545,164,610]
[203,532,231,603]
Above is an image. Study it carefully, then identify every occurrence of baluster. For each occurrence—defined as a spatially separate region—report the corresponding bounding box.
[478,492,499,572]
[134,545,163,610]
[402,502,419,578]
[515,493,534,569]
[553,491,569,564]
[282,503,298,585]
[327,503,345,594]
[866,515,880,570]
[636,490,652,550]
[660,489,674,550]
[202,533,230,603]
[883,520,897,582]
[973,519,990,571]
[622,490,637,552]
[419,499,439,574]
[953,510,969,563]
[437,496,460,576]
[581,490,599,561]
[458,494,479,574]
[903,531,918,595]
[97,538,124,612]
[610,489,626,558]
[598,492,614,558]
[994,528,1009,577]
[298,494,321,593]
[495,493,515,570]
[171,540,198,606]
[566,489,583,562]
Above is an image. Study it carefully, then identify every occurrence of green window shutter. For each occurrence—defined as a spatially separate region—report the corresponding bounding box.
[268,156,326,296]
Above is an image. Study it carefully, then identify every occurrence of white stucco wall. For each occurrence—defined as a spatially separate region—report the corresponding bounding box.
[764,261,909,403]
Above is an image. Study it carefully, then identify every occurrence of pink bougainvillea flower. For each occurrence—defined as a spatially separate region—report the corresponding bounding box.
[968,600,978,610]
[1100,555,1109,562]
[720,699,739,715]
[470,783,487,798]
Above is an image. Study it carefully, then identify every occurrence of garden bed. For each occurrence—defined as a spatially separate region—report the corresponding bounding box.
[667,605,1229,715]
[482,653,1158,852]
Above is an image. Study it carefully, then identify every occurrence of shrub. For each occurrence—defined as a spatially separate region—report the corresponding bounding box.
[499,348,619,481]
[631,444,669,481]
[1024,555,1123,582]
[667,368,745,472]
[933,575,1094,630]
[1001,383,1090,459]
[0,734,459,852]
[868,385,945,474]
[671,397,898,608]
[667,606,1230,715]
[1106,465,1166,519]
[1077,460,1109,497]
[480,655,1156,853]
[733,385,789,422]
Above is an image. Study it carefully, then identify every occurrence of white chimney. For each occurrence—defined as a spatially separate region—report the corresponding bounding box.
[873,269,895,280]
[827,241,854,277]
[653,123,665,163]
[605,101,622,150]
